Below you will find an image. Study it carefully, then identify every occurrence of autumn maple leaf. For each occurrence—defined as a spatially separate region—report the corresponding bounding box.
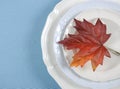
[58,18,111,71]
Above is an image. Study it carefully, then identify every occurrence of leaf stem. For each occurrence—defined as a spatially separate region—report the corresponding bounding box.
[107,47,120,56]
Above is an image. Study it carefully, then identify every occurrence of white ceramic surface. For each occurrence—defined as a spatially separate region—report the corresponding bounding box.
[41,0,120,89]
[64,9,120,82]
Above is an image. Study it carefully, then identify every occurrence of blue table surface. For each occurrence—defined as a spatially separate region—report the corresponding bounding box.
[0,0,61,88]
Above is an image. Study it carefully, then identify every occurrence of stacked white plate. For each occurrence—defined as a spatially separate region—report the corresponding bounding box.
[41,0,120,89]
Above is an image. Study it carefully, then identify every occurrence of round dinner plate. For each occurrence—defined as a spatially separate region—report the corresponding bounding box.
[41,0,120,89]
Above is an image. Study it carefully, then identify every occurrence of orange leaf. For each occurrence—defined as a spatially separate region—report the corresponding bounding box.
[58,18,111,71]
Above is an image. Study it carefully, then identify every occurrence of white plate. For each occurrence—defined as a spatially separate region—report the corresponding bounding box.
[41,0,120,89]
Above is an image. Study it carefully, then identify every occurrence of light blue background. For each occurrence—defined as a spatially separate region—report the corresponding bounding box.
[0,0,60,88]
